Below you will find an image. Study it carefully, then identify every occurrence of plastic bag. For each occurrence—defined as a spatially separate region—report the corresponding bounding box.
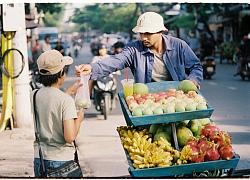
[75,66,91,109]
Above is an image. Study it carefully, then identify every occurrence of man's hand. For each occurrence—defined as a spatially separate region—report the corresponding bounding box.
[188,79,200,90]
[65,80,83,95]
[75,64,92,77]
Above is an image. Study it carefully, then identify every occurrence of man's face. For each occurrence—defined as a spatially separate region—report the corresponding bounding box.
[139,32,162,48]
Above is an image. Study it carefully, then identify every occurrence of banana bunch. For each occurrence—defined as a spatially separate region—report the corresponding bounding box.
[176,145,193,165]
[117,125,174,169]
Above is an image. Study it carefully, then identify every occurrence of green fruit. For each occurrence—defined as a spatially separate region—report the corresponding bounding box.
[185,102,198,111]
[133,83,149,95]
[178,80,198,93]
[176,126,193,147]
[153,131,172,142]
[156,124,168,133]
[163,105,175,113]
[196,102,207,110]
[194,125,203,137]
[198,118,211,126]
[132,107,143,116]
[153,107,164,114]
[155,124,173,142]
[142,107,154,115]
[149,124,162,134]
[175,104,185,112]
[188,119,202,134]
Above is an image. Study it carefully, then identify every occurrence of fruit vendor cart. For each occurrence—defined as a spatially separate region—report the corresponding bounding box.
[117,81,240,177]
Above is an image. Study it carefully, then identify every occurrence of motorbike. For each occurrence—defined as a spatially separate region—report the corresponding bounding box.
[201,55,216,79]
[92,74,118,120]
[29,69,43,90]
[240,58,250,80]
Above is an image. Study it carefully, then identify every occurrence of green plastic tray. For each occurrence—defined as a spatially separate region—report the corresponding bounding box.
[118,81,214,126]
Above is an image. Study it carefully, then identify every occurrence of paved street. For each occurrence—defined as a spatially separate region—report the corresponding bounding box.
[0,41,249,177]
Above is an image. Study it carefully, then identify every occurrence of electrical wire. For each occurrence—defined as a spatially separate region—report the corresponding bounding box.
[0,48,25,79]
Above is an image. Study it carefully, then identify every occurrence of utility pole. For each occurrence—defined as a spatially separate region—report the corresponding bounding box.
[1,3,33,129]
[12,3,33,128]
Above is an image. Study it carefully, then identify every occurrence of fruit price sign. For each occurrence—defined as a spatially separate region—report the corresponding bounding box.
[118,81,214,126]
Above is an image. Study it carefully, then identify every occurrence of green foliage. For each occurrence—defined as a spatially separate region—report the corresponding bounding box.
[71,3,138,34]
[219,42,237,58]
[36,3,65,28]
[36,3,64,14]
[171,15,195,30]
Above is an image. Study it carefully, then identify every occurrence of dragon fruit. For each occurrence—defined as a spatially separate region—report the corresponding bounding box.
[185,136,199,147]
[200,124,220,137]
[218,131,232,149]
[205,143,220,161]
[208,130,223,143]
[197,136,210,153]
[189,146,205,163]
[219,144,234,160]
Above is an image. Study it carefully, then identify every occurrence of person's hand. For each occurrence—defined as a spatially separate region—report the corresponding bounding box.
[65,80,83,95]
[77,108,84,123]
[188,79,200,90]
[75,64,92,77]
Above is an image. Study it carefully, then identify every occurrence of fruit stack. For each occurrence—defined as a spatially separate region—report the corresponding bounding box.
[117,80,240,177]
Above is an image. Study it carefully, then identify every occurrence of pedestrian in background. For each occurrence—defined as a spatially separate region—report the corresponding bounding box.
[54,41,65,56]
[112,41,125,54]
[75,12,202,89]
[27,36,35,70]
[234,34,250,76]
[31,50,84,177]
[42,36,52,52]
[31,39,43,71]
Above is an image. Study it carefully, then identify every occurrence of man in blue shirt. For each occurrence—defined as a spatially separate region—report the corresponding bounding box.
[76,12,203,89]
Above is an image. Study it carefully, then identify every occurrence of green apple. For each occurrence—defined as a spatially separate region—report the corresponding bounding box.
[196,102,207,110]
[184,98,194,104]
[194,94,205,102]
[163,104,175,113]
[153,107,164,114]
[185,102,198,111]
[142,107,154,115]
[175,104,185,112]
[132,107,143,116]
[128,102,139,111]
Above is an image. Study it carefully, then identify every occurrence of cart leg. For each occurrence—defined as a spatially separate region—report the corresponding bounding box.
[171,122,179,151]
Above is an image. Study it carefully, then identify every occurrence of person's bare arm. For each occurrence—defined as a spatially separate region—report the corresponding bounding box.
[65,80,83,95]
[63,108,84,143]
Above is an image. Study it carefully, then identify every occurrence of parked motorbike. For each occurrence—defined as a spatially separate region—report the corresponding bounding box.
[92,74,118,120]
[240,58,250,80]
[29,69,43,90]
[201,55,216,79]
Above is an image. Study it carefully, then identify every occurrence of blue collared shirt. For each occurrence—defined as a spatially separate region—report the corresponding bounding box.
[91,34,203,84]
